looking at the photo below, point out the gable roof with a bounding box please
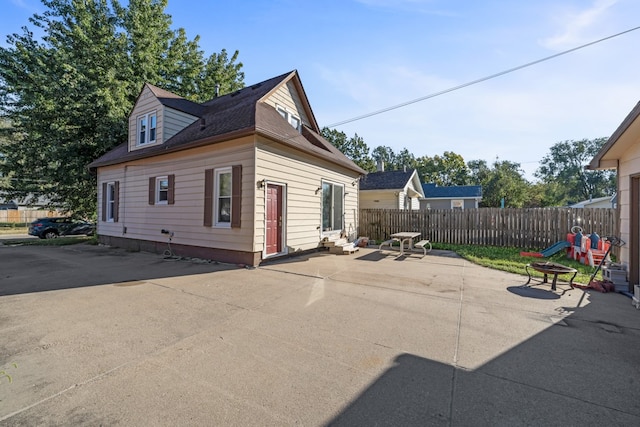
[359,170,416,191]
[89,71,365,175]
[588,100,640,170]
[146,83,205,117]
[422,183,482,198]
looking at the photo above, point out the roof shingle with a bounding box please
[89,71,365,175]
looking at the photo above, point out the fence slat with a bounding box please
[359,208,618,250]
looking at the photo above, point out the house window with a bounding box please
[138,111,157,145]
[215,168,232,226]
[204,166,242,228]
[102,181,119,223]
[156,177,169,204]
[322,181,344,232]
[148,175,174,205]
[276,105,301,131]
[452,199,464,210]
[106,182,116,222]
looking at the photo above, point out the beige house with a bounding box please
[588,100,640,291]
[359,169,424,210]
[568,195,616,209]
[89,71,365,266]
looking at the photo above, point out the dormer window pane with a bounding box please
[276,105,301,132]
[137,111,157,146]
[149,114,156,143]
[139,117,147,145]
[289,115,300,131]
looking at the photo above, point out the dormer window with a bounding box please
[276,105,301,132]
[138,112,157,145]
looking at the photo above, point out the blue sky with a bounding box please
[2,0,640,179]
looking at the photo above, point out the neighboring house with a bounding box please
[420,183,482,210]
[359,169,425,210]
[89,71,365,266]
[587,100,640,291]
[569,195,616,209]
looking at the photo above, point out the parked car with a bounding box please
[0,201,18,210]
[28,217,95,239]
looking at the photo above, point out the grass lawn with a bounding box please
[432,243,603,286]
[0,226,28,234]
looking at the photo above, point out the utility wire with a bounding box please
[327,25,640,128]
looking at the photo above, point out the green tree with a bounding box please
[371,146,397,171]
[469,160,529,207]
[395,148,416,171]
[535,138,616,205]
[321,127,376,172]
[417,151,470,186]
[0,0,244,217]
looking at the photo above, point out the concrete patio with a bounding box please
[0,243,638,425]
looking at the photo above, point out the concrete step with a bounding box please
[323,238,347,247]
[329,243,359,255]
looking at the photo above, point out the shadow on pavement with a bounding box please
[0,244,238,297]
[328,291,640,426]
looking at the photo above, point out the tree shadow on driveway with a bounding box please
[0,244,238,297]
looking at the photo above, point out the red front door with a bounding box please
[266,184,282,255]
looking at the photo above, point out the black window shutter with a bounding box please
[204,169,213,227]
[168,174,175,205]
[148,177,155,205]
[102,182,107,222]
[114,181,120,222]
[231,165,242,228]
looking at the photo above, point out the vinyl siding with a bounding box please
[615,141,640,267]
[163,108,198,141]
[419,198,479,210]
[129,86,164,151]
[263,81,311,127]
[97,137,256,252]
[360,191,399,210]
[255,138,360,253]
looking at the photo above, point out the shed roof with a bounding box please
[359,170,416,190]
[422,183,482,198]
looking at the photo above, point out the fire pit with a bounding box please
[525,261,577,291]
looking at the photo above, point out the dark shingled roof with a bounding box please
[359,170,416,190]
[147,84,205,117]
[422,183,482,198]
[89,71,365,175]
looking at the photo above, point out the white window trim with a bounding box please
[156,176,168,205]
[276,104,301,132]
[451,199,464,210]
[214,167,232,228]
[106,182,116,222]
[137,111,157,146]
[321,180,345,234]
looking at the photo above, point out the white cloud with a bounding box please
[541,0,619,49]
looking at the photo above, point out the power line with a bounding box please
[327,25,640,128]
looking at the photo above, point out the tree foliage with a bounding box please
[0,0,244,217]
[480,160,529,207]
[535,138,616,205]
[416,151,470,186]
[321,127,376,172]
[315,130,614,209]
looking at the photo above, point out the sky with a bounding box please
[2,0,640,180]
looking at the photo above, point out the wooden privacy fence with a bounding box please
[0,209,63,224]
[359,208,618,249]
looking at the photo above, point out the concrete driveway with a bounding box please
[1,243,639,426]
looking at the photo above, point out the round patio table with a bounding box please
[525,261,577,291]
